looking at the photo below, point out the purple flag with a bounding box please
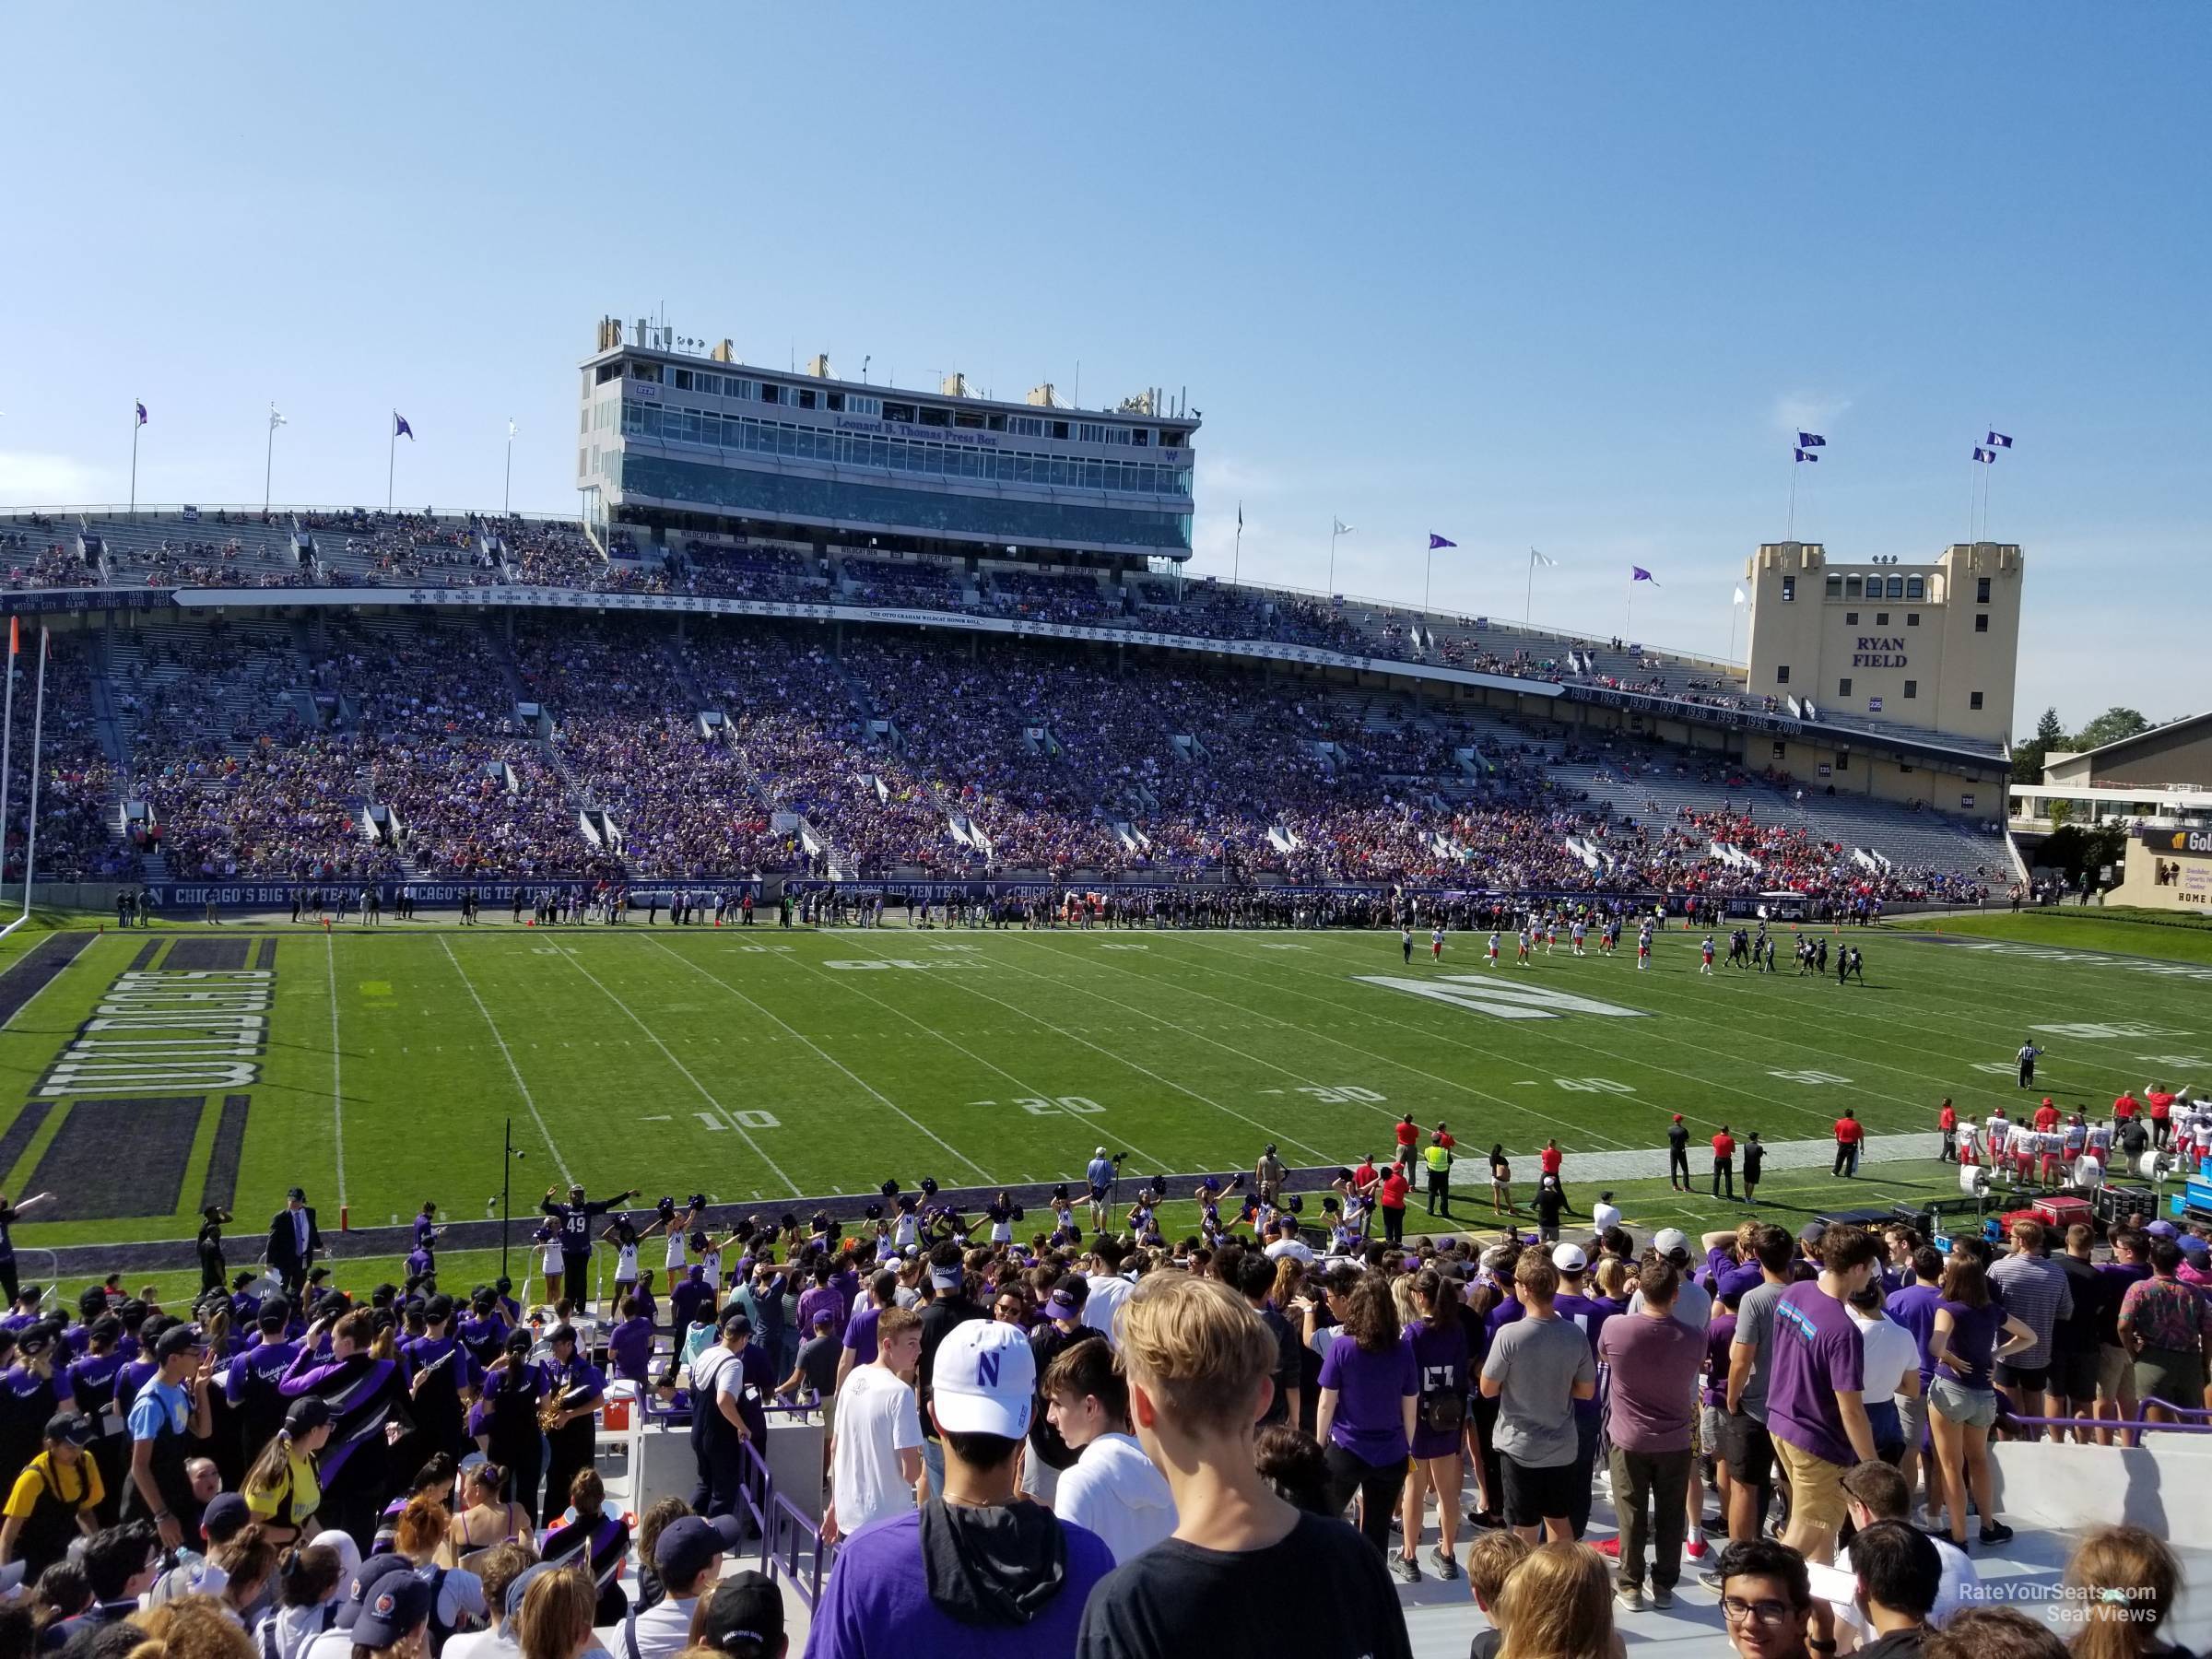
[1796,432,1826,447]
[1794,448,1818,463]
[1972,447,1994,463]
[135,400,147,427]
[1428,533,1456,550]
[1631,566,1657,584]
[394,412,415,441]
[1985,431,2013,448]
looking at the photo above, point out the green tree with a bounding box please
[2070,706,2152,753]
[2037,822,2125,889]
[2012,705,2067,782]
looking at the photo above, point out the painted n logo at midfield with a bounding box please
[1354,974,1649,1021]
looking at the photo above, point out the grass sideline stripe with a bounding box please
[0,1102,52,1190]
[31,1098,205,1222]
[199,1094,252,1216]
[0,932,94,1030]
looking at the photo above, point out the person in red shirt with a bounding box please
[2146,1083,2178,1149]
[1536,1137,1571,1213]
[2113,1089,2140,1123]
[1394,1113,1419,1160]
[1832,1108,1865,1176]
[1376,1161,1410,1245]
[1937,1098,1959,1162]
[2032,1097,2060,1134]
[1711,1125,1736,1199]
[1432,1122,1455,1152]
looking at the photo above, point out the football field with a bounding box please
[3,912,2208,1297]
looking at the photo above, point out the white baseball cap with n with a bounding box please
[1550,1242,1587,1272]
[931,1320,1035,1438]
[1653,1228,1691,1259]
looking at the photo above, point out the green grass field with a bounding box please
[3,912,2206,1304]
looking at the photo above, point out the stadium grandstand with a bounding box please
[0,318,2020,912]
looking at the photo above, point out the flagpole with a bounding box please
[264,407,276,517]
[18,629,47,927]
[0,620,16,935]
[1424,543,1433,615]
[1328,520,1338,594]
[1788,457,1798,542]
[129,407,140,522]
[1232,503,1241,587]
[504,421,515,517]
[1727,597,1739,665]
[1525,549,1536,626]
[387,417,396,514]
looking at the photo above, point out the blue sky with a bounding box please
[4,4,2203,733]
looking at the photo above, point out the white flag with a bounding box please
[1733,584,1747,605]
[268,404,288,429]
[1333,518,1354,536]
[1531,547,1557,568]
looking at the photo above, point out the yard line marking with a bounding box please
[1159,933,1838,1134]
[552,945,803,1196]
[325,933,347,1206]
[437,935,575,1188]
[1003,934,1637,1150]
[634,936,992,1185]
[830,935,1336,1165]
[749,943,1178,1176]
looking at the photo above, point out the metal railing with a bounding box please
[2001,1399,2212,1436]
[736,1436,831,1609]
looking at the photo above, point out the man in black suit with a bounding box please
[266,1186,324,1298]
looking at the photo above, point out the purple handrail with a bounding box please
[765,1491,829,1609]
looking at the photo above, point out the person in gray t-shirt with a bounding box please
[1482,1294,1596,1467]
[1731,1278,1789,1423]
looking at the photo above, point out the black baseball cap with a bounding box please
[43,1413,93,1447]
[202,1492,253,1542]
[697,1571,784,1656]
[286,1395,334,1434]
[155,1324,206,1361]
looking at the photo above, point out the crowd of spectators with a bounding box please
[0,601,2003,899]
[0,529,97,593]
[515,618,798,877]
[0,638,131,881]
[838,557,962,611]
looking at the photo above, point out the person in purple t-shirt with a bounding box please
[1882,1245,1947,1509]
[1550,1242,1611,1542]
[1598,1257,1707,1609]
[1398,1267,1471,1584]
[837,1270,900,1394]
[1762,1222,1879,1572]
[1924,1252,2035,1552]
[2094,1230,2154,1441]
[606,1296,656,1387]
[1315,1272,1418,1560]
[795,1261,848,1349]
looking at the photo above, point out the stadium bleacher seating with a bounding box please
[0,509,2007,900]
